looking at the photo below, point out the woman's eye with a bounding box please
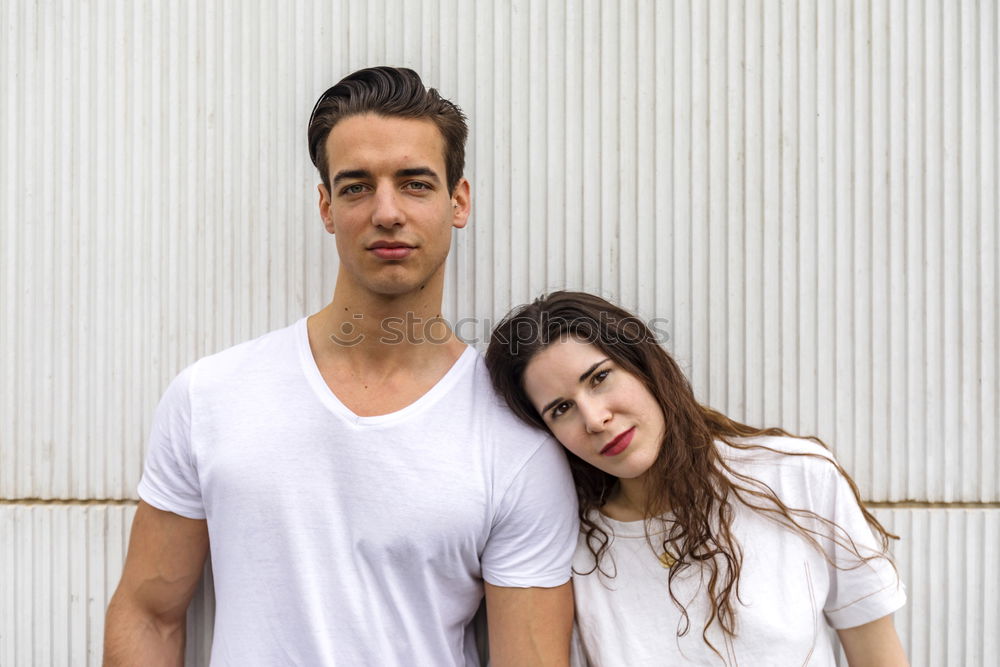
[593,369,611,385]
[551,401,572,419]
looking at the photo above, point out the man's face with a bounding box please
[318,114,470,300]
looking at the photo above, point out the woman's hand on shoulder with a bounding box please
[837,614,909,667]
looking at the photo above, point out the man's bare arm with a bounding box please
[103,501,209,667]
[484,581,574,667]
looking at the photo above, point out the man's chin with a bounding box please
[364,276,433,299]
[367,266,447,297]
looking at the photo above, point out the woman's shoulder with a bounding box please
[717,434,846,506]
[719,433,837,467]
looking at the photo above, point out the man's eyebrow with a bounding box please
[332,169,371,185]
[332,167,442,186]
[397,167,441,183]
[539,359,610,416]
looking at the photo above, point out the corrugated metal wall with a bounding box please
[1,1,996,664]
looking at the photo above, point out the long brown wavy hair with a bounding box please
[484,291,897,654]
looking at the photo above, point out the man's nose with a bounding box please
[371,187,404,228]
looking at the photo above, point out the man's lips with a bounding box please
[600,427,635,456]
[368,242,414,260]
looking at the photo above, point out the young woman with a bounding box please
[485,291,907,666]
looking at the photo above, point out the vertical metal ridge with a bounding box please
[723,0,743,415]
[690,0,709,395]
[580,0,598,297]
[886,0,907,501]
[924,0,945,500]
[509,0,528,305]
[669,0,691,377]
[941,0,961,502]
[865,0,883,497]
[958,0,984,501]
[562,0,583,292]
[544,0,565,295]
[653,0,674,363]
[981,0,1000,500]
[760,0,780,427]
[634,0,655,318]
[617,0,637,310]
[798,0,816,436]
[743,0,763,426]
[859,0,876,495]
[0,0,18,497]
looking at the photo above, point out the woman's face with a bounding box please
[522,338,666,481]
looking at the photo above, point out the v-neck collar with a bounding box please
[295,317,476,427]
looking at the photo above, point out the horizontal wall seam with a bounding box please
[2,499,999,509]
[865,501,1000,509]
[0,498,139,505]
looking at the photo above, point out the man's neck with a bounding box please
[308,282,465,381]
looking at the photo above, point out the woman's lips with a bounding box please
[600,427,635,456]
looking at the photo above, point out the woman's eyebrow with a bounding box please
[540,358,611,415]
[579,359,610,382]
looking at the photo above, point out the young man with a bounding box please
[104,67,578,666]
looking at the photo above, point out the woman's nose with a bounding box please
[581,400,611,434]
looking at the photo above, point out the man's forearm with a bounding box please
[103,596,187,667]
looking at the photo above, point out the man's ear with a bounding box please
[450,178,471,229]
[318,183,335,234]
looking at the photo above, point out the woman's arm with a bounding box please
[837,614,908,667]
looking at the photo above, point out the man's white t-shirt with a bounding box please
[571,436,906,666]
[138,319,578,666]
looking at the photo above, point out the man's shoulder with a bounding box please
[459,353,562,475]
[465,352,549,436]
[186,319,302,387]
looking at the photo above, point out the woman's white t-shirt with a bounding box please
[571,436,906,666]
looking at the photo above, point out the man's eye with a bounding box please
[405,181,431,191]
[341,184,366,195]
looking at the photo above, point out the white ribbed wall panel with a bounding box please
[873,508,1000,667]
[1,1,997,665]
[0,505,215,666]
[2,0,997,505]
[0,506,131,666]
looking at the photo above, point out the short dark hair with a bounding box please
[307,66,468,194]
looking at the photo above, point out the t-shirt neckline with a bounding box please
[591,509,673,539]
[294,317,476,427]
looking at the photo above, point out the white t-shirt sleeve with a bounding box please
[137,365,206,519]
[481,436,579,588]
[818,458,906,629]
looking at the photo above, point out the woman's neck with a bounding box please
[600,476,665,522]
